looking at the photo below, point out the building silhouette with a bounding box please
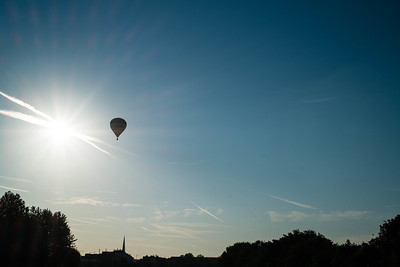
[81,236,135,267]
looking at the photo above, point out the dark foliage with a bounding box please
[369,214,400,266]
[219,230,334,267]
[131,214,400,267]
[218,215,400,267]
[0,191,79,267]
[3,190,397,267]
[135,254,218,267]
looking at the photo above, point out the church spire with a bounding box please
[122,235,125,253]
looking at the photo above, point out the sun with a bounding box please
[47,120,74,145]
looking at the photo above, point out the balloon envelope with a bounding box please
[110,118,127,140]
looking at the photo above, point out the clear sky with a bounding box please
[1,0,399,258]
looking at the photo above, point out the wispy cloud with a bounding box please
[70,218,97,225]
[168,222,224,228]
[0,91,112,156]
[0,91,52,120]
[132,241,180,251]
[0,110,50,127]
[317,210,370,221]
[71,189,117,194]
[268,194,316,210]
[70,228,95,234]
[141,226,168,238]
[152,209,179,221]
[127,217,147,223]
[183,208,197,217]
[0,175,34,183]
[267,211,308,222]
[191,201,224,223]
[53,197,140,207]
[151,224,195,239]
[267,210,370,222]
[0,184,28,192]
[106,216,122,222]
[71,216,122,225]
[141,223,208,243]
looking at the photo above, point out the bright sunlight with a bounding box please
[47,120,74,146]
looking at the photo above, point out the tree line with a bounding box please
[136,215,400,267]
[0,191,80,266]
[1,191,399,266]
[218,221,400,267]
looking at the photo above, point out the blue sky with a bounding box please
[1,0,399,257]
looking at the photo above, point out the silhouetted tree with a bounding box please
[330,239,361,267]
[64,247,82,266]
[220,242,259,267]
[137,255,167,267]
[0,191,28,218]
[133,214,400,267]
[0,191,31,265]
[220,230,336,267]
[0,191,79,266]
[370,214,400,266]
[274,230,334,266]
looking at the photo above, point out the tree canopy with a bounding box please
[218,215,400,267]
[3,190,397,267]
[132,214,400,267]
[0,191,79,266]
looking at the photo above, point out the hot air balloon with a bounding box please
[110,118,127,140]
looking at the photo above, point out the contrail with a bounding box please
[69,132,113,156]
[0,110,50,128]
[0,110,112,156]
[268,194,316,210]
[70,218,97,225]
[0,175,34,183]
[0,91,112,156]
[0,91,52,120]
[191,201,224,223]
[151,223,195,239]
[0,184,28,193]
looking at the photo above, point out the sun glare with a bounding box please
[48,120,73,145]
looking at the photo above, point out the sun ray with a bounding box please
[0,91,113,156]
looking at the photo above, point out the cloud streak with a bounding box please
[70,218,97,225]
[191,201,224,223]
[71,216,122,226]
[0,110,50,128]
[151,224,195,239]
[268,194,316,210]
[0,175,34,183]
[318,210,370,221]
[0,91,52,120]
[127,217,147,223]
[53,197,140,207]
[267,210,370,222]
[152,209,179,221]
[0,91,112,156]
[0,184,28,192]
[141,223,209,242]
[267,211,309,222]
